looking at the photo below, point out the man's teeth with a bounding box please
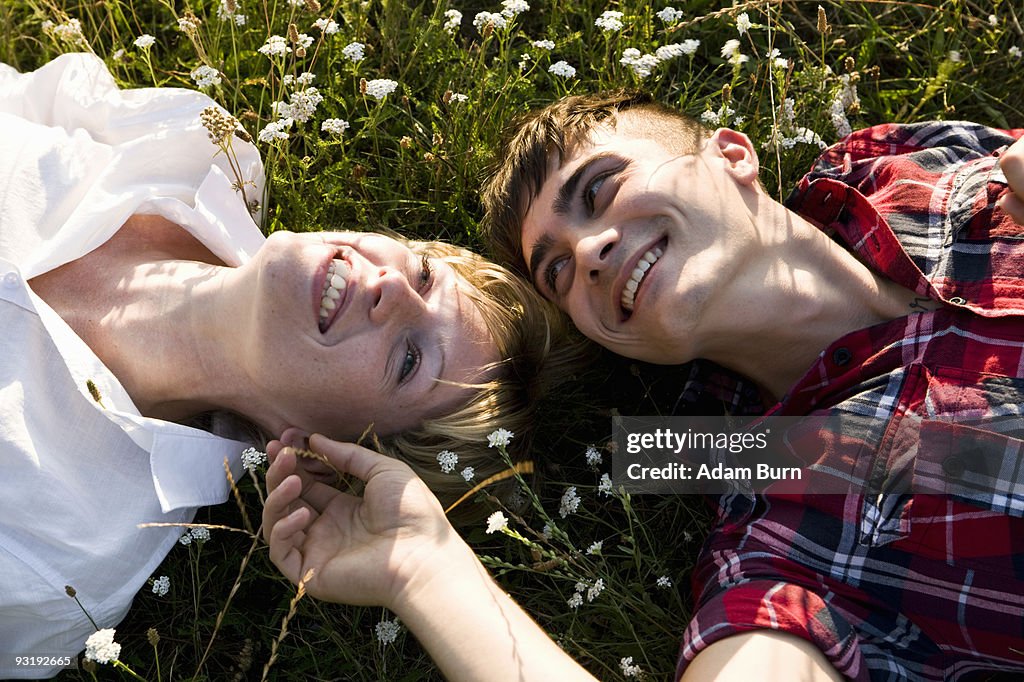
[621,247,663,312]
[319,259,351,324]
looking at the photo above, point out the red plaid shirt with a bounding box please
[678,122,1024,681]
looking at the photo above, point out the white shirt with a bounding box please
[0,54,266,677]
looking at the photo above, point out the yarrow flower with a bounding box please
[586,540,603,555]
[486,511,509,534]
[720,38,749,65]
[216,0,246,26]
[656,575,673,588]
[241,447,267,471]
[84,629,121,664]
[1011,46,1023,59]
[258,118,294,143]
[151,575,170,597]
[190,526,211,542]
[313,17,339,34]
[374,617,401,645]
[448,92,469,103]
[443,9,462,34]
[342,41,366,62]
[656,6,684,23]
[567,592,583,609]
[656,40,699,60]
[258,35,291,57]
[736,12,752,35]
[437,449,458,473]
[364,78,399,100]
[548,60,576,78]
[178,15,201,33]
[620,656,642,678]
[531,39,555,50]
[134,34,156,49]
[585,445,602,466]
[473,11,507,34]
[44,18,86,45]
[598,473,613,497]
[620,48,661,78]
[595,10,624,32]
[191,65,222,89]
[321,118,350,135]
[559,486,581,517]
[460,466,475,481]
[500,0,529,17]
[487,428,514,448]
[200,106,240,144]
[586,578,605,602]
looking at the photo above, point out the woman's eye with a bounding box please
[399,342,420,383]
[545,256,568,295]
[419,255,433,290]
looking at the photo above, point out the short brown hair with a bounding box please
[481,90,709,276]
[379,240,594,526]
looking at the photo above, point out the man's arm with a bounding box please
[681,631,845,682]
[262,435,596,682]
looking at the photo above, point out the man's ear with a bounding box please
[710,128,760,186]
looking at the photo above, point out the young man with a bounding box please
[262,93,1024,682]
[480,91,1024,680]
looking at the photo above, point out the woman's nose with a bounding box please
[368,267,426,324]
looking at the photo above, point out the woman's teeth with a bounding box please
[319,259,351,326]
[621,247,663,312]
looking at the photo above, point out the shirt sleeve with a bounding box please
[677,580,869,682]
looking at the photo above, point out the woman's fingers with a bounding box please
[266,506,311,583]
[998,191,1024,225]
[308,433,409,482]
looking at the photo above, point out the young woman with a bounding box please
[0,53,576,676]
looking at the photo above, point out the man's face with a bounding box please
[519,117,758,363]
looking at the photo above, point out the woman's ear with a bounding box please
[710,127,760,186]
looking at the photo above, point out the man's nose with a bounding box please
[368,267,426,324]
[575,227,618,283]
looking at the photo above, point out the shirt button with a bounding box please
[831,347,853,366]
[948,296,967,305]
[2,272,19,290]
[942,456,966,479]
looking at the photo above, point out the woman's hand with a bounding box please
[999,137,1024,225]
[262,434,460,610]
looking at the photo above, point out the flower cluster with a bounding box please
[500,0,529,17]
[313,17,339,34]
[486,510,509,534]
[595,10,624,32]
[559,486,580,517]
[443,9,463,34]
[531,39,554,50]
[586,540,603,555]
[216,0,247,26]
[487,428,513,448]
[321,118,350,135]
[460,466,475,481]
[151,575,170,597]
[240,446,267,471]
[585,445,602,466]
[179,525,211,545]
[437,449,458,473]
[598,473,613,497]
[134,34,155,49]
[191,65,222,89]
[273,87,324,123]
[364,78,399,100]
[548,60,576,78]
[473,11,507,34]
[656,575,672,589]
[375,617,402,645]
[84,629,121,664]
[342,41,366,62]
[620,48,661,78]
[200,106,240,144]
[656,6,684,23]
[720,38,749,65]
[42,18,86,45]
[736,12,752,35]
[258,35,291,57]
[620,656,642,678]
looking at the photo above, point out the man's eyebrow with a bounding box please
[528,232,555,289]
[552,151,616,215]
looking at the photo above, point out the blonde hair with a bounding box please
[376,240,593,526]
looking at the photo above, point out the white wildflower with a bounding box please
[295,33,314,50]
[774,56,789,69]
[585,445,602,466]
[112,49,125,61]
[217,0,246,25]
[448,92,469,103]
[620,656,642,678]
[656,6,684,23]
[151,575,170,597]
[567,592,583,609]
[519,52,532,70]
[473,11,508,34]
[190,526,211,542]
[721,38,740,58]
[595,10,624,32]
[621,48,661,78]
[988,14,998,27]
[1011,46,1023,59]
[542,522,555,539]
[598,473,613,497]
[134,34,155,49]
[788,126,827,149]
[486,510,509,534]
[736,12,752,35]
[487,428,514,448]
[575,581,587,593]
[342,41,365,62]
[297,72,316,85]
[657,575,672,588]
[258,118,294,142]
[656,40,699,60]
[461,466,475,481]
[501,0,529,17]
[84,629,121,664]
[443,9,463,34]
[178,16,201,33]
[586,540,602,555]
[364,78,398,100]
[190,65,222,89]
[322,118,350,135]
[178,531,193,546]
[313,17,339,35]
[559,486,581,517]
[949,50,961,63]
[586,577,605,602]
[258,35,291,57]
[436,449,459,473]
[531,39,555,50]
[241,447,267,471]
[700,109,721,126]
[829,98,851,138]
[548,60,576,78]
[49,19,86,45]
[374,617,401,645]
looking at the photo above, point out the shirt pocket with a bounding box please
[948,156,1023,242]
[859,365,1024,574]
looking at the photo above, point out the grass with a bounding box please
[4,0,1022,679]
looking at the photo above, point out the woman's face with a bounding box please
[235,231,498,439]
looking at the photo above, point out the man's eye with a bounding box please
[545,256,568,295]
[583,174,608,212]
[399,342,421,383]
